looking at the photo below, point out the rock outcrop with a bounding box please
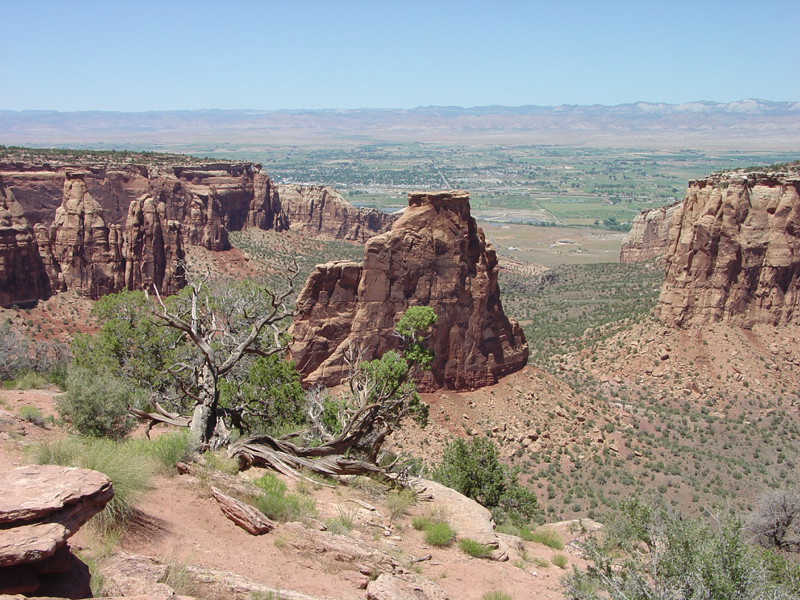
[0,464,113,597]
[278,184,395,243]
[0,176,52,308]
[0,158,395,302]
[289,191,528,391]
[657,169,800,327]
[0,162,285,248]
[123,194,184,296]
[619,201,681,263]
[49,174,125,299]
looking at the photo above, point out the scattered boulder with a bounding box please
[415,479,507,561]
[366,573,450,600]
[0,465,113,598]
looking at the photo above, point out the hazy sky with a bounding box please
[2,0,797,112]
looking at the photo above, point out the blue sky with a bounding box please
[2,0,797,111]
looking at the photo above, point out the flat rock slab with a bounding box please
[0,523,67,567]
[366,574,450,600]
[0,465,113,535]
[415,479,498,548]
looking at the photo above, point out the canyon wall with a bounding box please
[0,176,51,307]
[619,201,681,263]
[657,170,800,327]
[289,190,529,391]
[0,161,284,251]
[0,159,389,306]
[278,184,395,243]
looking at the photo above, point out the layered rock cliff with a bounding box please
[619,201,681,263]
[289,191,529,391]
[0,177,51,308]
[0,155,396,305]
[657,169,800,327]
[0,161,284,251]
[278,184,395,243]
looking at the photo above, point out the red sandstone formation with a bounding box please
[619,201,681,263]
[289,190,528,391]
[49,174,125,299]
[278,184,395,243]
[0,157,397,305]
[0,177,51,308]
[124,194,185,296]
[657,169,800,327]
[0,162,284,249]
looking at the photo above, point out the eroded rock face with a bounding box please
[278,184,395,243]
[657,171,800,327]
[0,177,51,308]
[0,162,285,248]
[619,201,681,263]
[124,194,184,296]
[289,191,528,391]
[49,174,125,299]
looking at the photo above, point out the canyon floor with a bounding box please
[0,387,590,600]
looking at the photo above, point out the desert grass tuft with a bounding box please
[386,489,415,521]
[252,473,317,523]
[481,592,514,600]
[17,405,45,426]
[128,430,192,474]
[525,526,564,550]
[458,537,493,558]
[27,437,153,535]
[551,553,569,569]
[424,521,455,547]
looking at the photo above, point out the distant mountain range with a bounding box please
[1,100,798,149]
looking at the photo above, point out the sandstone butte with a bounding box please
[277,184,395,243]
[657,169,800,327]
[289,190,529,391]
[0,160,394,307]
[619,201,681,263]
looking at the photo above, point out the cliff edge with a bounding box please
[657,168,800,327]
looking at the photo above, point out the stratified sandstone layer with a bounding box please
[289,191,528,391]
[0,176,51,307]
[657,170,800,327]
[49,174,125,298]
[278,184,395,243]
[0,464,113,597]
[619,201,681,263]
[0,162,284,248]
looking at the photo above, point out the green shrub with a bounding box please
[412,515,431,531]
[458,537,493,558]
[563,497,792,600]
[252,473,316,523]
[424,521,455,547]
[57,365,145,440]
[433,436,538,527]
[14,371,48,390]
[526,527,564,550]
[551,553,568,569]
[17,405,44,426]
